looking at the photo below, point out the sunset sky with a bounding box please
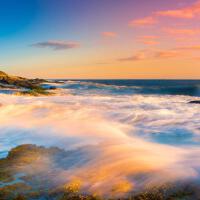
[1,0,200,79]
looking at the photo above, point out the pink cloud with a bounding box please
[137,35,159,46]
[155,50,181,58]
[142,40,159,45]
[129,1,200,30]
[139,35,159,40]
[118,42,200,62]
[129,16,157,27]
[156,10,194,19]
[155,0,200,19]
[118,52,146,61]
[32,40,80,50]
[164,28,200,36]
[102,32,117,38]
[118,48,187,62]
[175,45,200,51]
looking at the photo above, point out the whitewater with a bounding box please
[1,80,200,195]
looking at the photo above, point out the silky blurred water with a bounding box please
[1,80,200,194]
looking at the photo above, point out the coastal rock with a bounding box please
[0,71,46,89]
[0,71,52,96]
[188,100,200,104]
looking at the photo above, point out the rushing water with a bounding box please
[1,80,200,194]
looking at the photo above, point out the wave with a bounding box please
[42,80,200,97]
[1,87,200,195]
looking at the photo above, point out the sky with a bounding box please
[0,0,200,79]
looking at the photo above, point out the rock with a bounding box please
[0,71,53,96]
[0,144,198,200]
[188,100,200,104]
[0,71,8,77]
[0,71,46,89]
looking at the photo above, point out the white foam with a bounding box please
[0,91,200,195]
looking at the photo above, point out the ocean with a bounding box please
[1,79,200,194]
[52,79,200,96]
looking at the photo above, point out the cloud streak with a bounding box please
[118,48,186,62]
[102,32,117,38]
[129,17,157,27]
[155,0,200,19]
[155,50,180,58]
[164,28,200,36]
[32,40,80,50]
[130,1,200,30]
[118,52,146,62]
[137,35,159,46]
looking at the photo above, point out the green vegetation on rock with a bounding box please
[0,71,53,96]
[17,87,51,96]
[0,71,44,89]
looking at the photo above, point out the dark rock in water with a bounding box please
[49,86,57,90]
[189,100,200,104]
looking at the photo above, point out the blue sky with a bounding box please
[0,0,199,79]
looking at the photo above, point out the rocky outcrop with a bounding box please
[0,71,53,95]
[0,71,46,89]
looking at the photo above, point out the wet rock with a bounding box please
[0,71,46,90]
[188,100,200,104]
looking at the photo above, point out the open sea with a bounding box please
[54,79,200,96]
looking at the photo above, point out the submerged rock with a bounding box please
[188,100,200,104]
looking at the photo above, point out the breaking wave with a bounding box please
[1,80,200,196]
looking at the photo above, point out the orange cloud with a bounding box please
[142,40,159,45]
[139,36,159,39]
[137,35,159,46]
[155,50,181,58]
[118,52,146,62]
[118,48,186,62]
[175,45,200,51]
[129,16,157,27]
[155,0,200,19]
[102,32,117,38]
[164,28,200,36]
[129,1,200,30]
[156,9,194,19]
